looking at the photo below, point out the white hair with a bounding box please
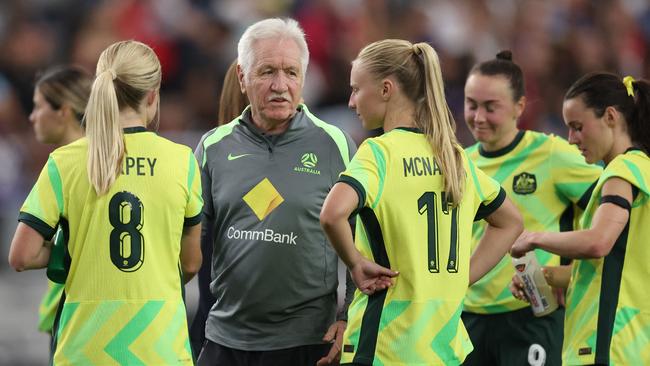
[237,18,309,85]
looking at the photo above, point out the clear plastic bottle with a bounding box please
[512,251,558,317]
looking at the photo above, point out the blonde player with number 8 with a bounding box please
[9,40,202,365]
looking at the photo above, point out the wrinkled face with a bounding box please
[29,87,65,144]
[563,97,612,164]
[464,73,523,149]
[348,60,385,130]
[240,37,303,128]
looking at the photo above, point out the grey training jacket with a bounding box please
[195,105,356,350]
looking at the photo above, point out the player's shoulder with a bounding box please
[527,130,569,149]
[150,134,193,155]
[48,137,88,172]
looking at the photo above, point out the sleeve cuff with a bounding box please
[18,212,57,240]
[184,212,202,227]
[474,187,506,221]
[337,175,366,216]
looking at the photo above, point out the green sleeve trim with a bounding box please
[466,152,486,201]
[338,175,366,215]
[184,212,202,227]
[187,151,196,204]
[367,140,386,209]
[301,104,351,165]
[18,212,57,240]
[201,110,247,167]
[47,157,64,215]
[474,188,506,221]
[623,159,649,196]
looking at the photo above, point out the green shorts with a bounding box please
[462,307,564,366]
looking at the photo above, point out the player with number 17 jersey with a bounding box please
[18,127,202,365]
[338,128,506,365]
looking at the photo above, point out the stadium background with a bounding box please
[0,0,648,364]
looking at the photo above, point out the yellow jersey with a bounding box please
[19,127,202,365]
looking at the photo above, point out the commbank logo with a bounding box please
[236,178,298,245]
[294,152,320,175]
[243,178,284,220]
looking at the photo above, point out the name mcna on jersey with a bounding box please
[227,226,298,245]
[403,156,442,177]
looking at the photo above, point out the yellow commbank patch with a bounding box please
[243,178,284,220]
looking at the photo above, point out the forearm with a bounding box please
[338,269,355,321]
[322,217,362,270]
[180,224,202,284]
[469,224,519,285]
[321,183,364,270]
[14,242,51,271]
[9,223,51,271]
[338,218,356,320]
[531,177,632,259]
[530,230,605,259]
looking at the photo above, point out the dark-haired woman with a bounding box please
[461,51,601,365]
[511,74,650,365]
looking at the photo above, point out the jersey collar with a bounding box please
[239,106,309,145]
[625,146,642,154]
[394,127,422,133]
[479,130,525,158]
[123,126,148,134]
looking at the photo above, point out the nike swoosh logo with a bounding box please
[227,153,251,161]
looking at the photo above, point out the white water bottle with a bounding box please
[512,252,558,317]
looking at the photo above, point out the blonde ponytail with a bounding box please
[357,40,465,206]
[415,43,465,207]
[86,68,124,195]
[85,40,161,195]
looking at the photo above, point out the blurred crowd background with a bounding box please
[0,0,649,363]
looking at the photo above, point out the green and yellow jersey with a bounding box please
[19,127,202,365]
[38,279,63,333]
[339,127,505,365]
[563,149,650,365]
[38,226,66,333]
[464,130,601,314]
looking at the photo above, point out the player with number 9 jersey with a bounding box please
[10,40,202,365]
